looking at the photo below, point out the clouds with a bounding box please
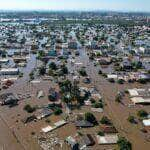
[0,0,149,12]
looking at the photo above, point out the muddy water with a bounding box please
[0,46,150,150]
[0,116,23,150]
[76,48,150,150]
[0,54,37,150]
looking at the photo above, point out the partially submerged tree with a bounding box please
[100,116,112,125]
[24,104,36,113]
[137,110,148,118]
[117,137,132,150]
[85,112,97,125]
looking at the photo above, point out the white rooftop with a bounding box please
[143,119,150,127]
[107,74,118,79]
[131,97,150,104]
[0,68,19,72]
[54,120,66,127]
[128,89,139,97]
[97,134,118,144]
[42,126,54,133]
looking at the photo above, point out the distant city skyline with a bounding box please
[0,0,149,12]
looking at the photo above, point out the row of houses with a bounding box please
[128,88,150,104]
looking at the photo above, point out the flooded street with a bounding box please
[0,11,150,150]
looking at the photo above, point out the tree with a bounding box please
[117,137,132,150]
[61,65,68,75]
[100,116,112,125]
[62,94,72,105]
[128,79,135,83]
[137,79,147,84]
[85,112,97,125]
[48,93,57,101]
[29,71,34,80]
[20,36,26,45]
[48,69,54,76]
[54,108,62,115]
[79,68,87,76]
[117,79,125,84]
[24,104,36,113]
[98,131,104,136]
[115,94,122,103]
[37,51,45,59]
[137,110,148,118]
[127,115,136,124]
[49,62,57,70]
[108,78,115,83]
[92,102,103,108]
[98,70,103,75]
[39,66,46,76]
[59,80,72,93]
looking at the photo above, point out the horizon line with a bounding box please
[0,9,150,13]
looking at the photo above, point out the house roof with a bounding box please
[99,125,118,134]
[107,74,118,79]
[42,126,54,133]
[36,108,52,120]
[66,136,79,148]
[54,120,67,127]
[143,119,150,126]
[91,108,103,113]
[22,115,36,124]
[97,134,118,144]
[128,89,139,97]
[75,120,94,128]
[80,134,95,146]
[131,97,150,104]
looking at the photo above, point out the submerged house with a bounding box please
[0,68,19,75]
[75,120,94,128]
[48,49,57,57]
[65,136,79,150]
[0,93,19,106]
[36,108,52,120]
[97,134,119,145]
[121,58,132,70]
[79,134,95,149]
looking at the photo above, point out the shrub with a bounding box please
[31,131,35,135]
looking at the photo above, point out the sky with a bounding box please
[0,0,149,12]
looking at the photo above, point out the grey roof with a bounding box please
[80,134,95,146]
[75,120,94,128]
